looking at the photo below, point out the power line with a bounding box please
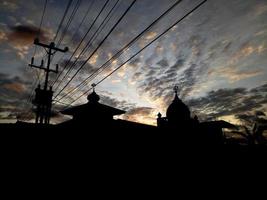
[53,0,73,42]
[52,0,120,93]
[48,0,82,70]
[51,0,110,89]
[71,0,96,44]
[52,0,96,70]
[56,0,183,102]
[39,0,73,64]
[33,0,48,57]
[53,0,119,90]
[56,0,82,47]
[53,0,137,100]
[65,0,208,106]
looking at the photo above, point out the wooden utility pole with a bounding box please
[29,38,68,124]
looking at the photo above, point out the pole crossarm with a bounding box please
[34,38,69,52]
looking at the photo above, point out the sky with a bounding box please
[0,0,267,126]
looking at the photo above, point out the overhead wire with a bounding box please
[51,0,110,88]
[48,0,83,76]
[64,0,208,106]
[56,0,183,102]
[52,0,96,70]
[52,0,120,92]
[53,0,137,100]
[53,0,73,42]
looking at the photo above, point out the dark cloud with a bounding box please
[0,73,31,98]
[59,59,96,73]
[8,25,50,44]
[129,58,141,68]
[157,59,169,68]
[186,84,267,121]
[122,107,155,123]
[126,107,154,115]
[0,73,32,120]
[256,111,266,116]
[52,59,98,83]
[165,59,185,75]
[100,95,135,111]
[235,113,267,126]
[93,94,156,125]
[134,32,209,104]
[235,114,256,124]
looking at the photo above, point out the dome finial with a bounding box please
[166,85,191,123]
[174,85,179,95]
[173,85,180,102]
[87,83,100,103]
[91,83,96,92]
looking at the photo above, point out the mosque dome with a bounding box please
[166,87,191,123]
[87,90,100,103]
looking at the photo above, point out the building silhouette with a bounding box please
[55,86,238,145]
[156,86,237,144]
[58,88,155,130]
[157,86,199,130]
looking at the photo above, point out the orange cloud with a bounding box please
[3,83,27,93]
[122,107,157,125]
[7,25,53,59]
[111,79,121,84]
[209,66,263,83]
[0,30,7,42]
[229,44,266,65]
[88,54,99,65]
[254,3,267,16]
[145,32,157,40]
[1,1,18,11]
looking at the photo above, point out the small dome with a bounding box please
[87,90,100,103]
[166,93,190,123]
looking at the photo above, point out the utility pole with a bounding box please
[29,38,68,125]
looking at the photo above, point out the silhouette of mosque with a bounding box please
[58,88,155,130]
[58,86,237,144]
[157,86,199,129]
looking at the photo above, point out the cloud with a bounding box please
[8,25,49,44]
[156,59,169,68]
[0,30,7,42]
[164,59,184,75]
[209,66,263,83]
[111,79,121,84]
[235,112,267,127]
[6,25,52,59]
[2,82,27,93]
[253,3,267,16]
[1,1,18,11]
[60,59,96,73]
[0,73,32,121]
[122,107,156,125]
[228,42,266,65]
[186,84,267,122]
[145,32,157,40]
[99,94,135,111]
[88,54,99,65]
[55,58,98,84]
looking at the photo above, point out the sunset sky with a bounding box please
[0,0,267,126]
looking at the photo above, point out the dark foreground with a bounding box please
[1,123,266,154]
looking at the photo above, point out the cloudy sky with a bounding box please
[0,0,266,126]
